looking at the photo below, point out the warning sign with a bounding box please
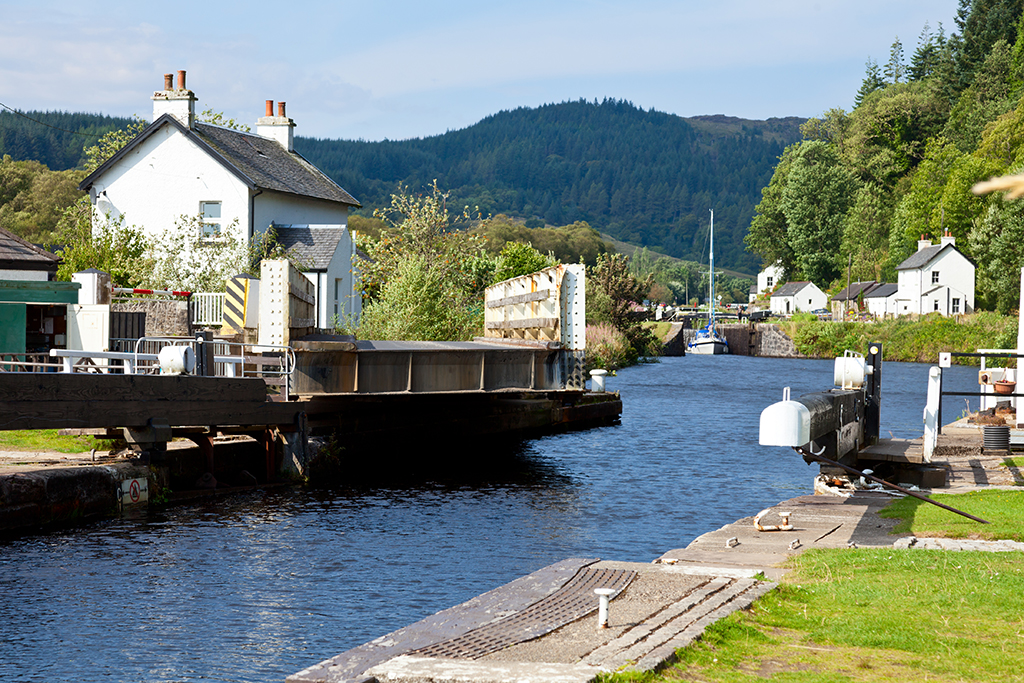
[120,478,149,506]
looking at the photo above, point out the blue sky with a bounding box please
[1,0,960,142]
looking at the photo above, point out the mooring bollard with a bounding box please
[595,588,615,628]
[590,369,608,392]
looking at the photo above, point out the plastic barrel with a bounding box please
[983,425,1010,451]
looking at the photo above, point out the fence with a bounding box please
[190,293,224,327]
[48,336,295,400]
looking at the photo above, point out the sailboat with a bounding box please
[686,209,730,355]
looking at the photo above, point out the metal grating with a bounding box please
[411,566,635,660]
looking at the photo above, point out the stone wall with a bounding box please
[665,323,802,358]
[112,300,190,337]
[755,323,801,358]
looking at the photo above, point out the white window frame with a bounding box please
[952,297,960,314]
[931,270,940,284]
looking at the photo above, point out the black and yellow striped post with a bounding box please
[221,274,255,334]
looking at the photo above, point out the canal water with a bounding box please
[0,356,979,683]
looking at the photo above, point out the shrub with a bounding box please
[586,323,635,370]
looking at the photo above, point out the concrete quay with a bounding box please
[291,425,1018,683]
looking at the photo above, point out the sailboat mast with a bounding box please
[709,209,714,322]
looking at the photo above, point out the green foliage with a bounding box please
[356,182,490,340]
[473,215,611,266]
[0,110,137,171]
[585,323,635,370]
[0,155,84,243]
[969,199,1024,313]
[0,429,112,454]
[781,311,1017,361]
[358,254,482,341]
[49,197,151,288]
[83,116,147,173]
[198,108,251,132]
[491,241,556,283]
[780,140,857,284]
[744,144,798,279]
[589,253,660,359]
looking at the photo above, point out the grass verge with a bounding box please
[0,429,110,454]
[602,492,1024,683]
[878,489,1024,541]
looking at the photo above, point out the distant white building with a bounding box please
[77,70,362,327]
[769,281,827,316]
[893,233,975,316]
[756,263,783,299]
[863,283,898,318]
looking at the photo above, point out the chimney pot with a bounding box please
[278,102,286,117]
[177,70,186,89]
[164,74,173,90]
[266,100,274,117]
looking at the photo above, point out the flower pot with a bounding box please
[994,380,1016,395]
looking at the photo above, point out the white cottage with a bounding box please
[756,263,784,299]
[769,281,827,316]
[77,70,362,327]
[863,283,899,318]
[893,233,974,316]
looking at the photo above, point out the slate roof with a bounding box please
[896,244,949,270]
[80,115,359,208]
[863,283,898,299]
[273,226,346,270]
[771,281,813,297]
[0,226,59,272]
[832,281,878,301]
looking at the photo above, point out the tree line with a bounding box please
[745,0,1024,312]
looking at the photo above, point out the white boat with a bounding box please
[687,209,730,355]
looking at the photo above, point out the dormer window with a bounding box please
[200,201,222,237]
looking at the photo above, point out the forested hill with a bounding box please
[296,101,804,273]
[0,101,802,273]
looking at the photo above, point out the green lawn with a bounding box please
[604,491,1024,683]
[0,429,109,453]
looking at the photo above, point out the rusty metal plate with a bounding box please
[411,566,636,660]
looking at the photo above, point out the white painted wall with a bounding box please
[769,283,827,315]
[89,125,251,241]
[865,293,896,318]
[252,192,349,237]
[756,264,783,297]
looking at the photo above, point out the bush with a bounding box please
[586,323,636,370]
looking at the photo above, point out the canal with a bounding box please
[0,355,980,683]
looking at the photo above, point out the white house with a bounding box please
[893,233,975,316]
[77,70,362,327]
[769,281,827,315]
[863,283,898,318]
[756,263,783,299]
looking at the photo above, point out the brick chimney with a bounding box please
[940,229,956,247]
[917,234,932,252]
[152,70,197,129]
[257,100,295,151]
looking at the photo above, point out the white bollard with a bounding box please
[595,588,615,628]
[590,369,608,392]
[923,366,941,462]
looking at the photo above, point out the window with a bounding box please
[931,270,939,284]
[934,300,939,311]
[952,298,960,314]
[200,201,221,237]
[766,276,773,288]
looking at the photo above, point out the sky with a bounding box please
[1,0,962,142]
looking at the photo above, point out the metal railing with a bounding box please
[47,336,295,399]
[190,293,224,327]
[923,349,1021,460]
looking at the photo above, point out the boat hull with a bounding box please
[687,338,729,355]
